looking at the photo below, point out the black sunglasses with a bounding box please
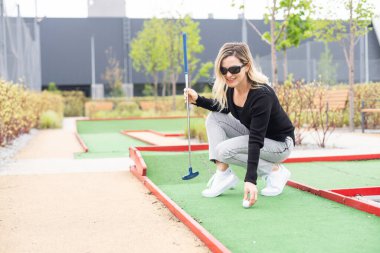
[220,64,246,75]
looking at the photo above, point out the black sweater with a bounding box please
[195,83,295,184]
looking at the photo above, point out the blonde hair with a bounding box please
[212,42,269,110]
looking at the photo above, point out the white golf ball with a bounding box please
[242,200,250,208]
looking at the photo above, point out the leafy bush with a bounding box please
[142,84,154,96]
[184,122,207,143]
[92,109,142,119]
[115,101,140,113]
[195,123,208,142]
[275,82,380,146]
[62,91,86,116]
[0,80,64,146]
[38,110,62,129]
[38,91,64,117]
[354,83,380,129]
[47,82,59,92]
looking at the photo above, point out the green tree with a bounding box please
[317,43,338,85]
[102,47,124,97]
[130,18,169,102]
[275,1,314,81]
[242,0,314,85]
[313,0,374,131]
[131,16,210,110]
[164,18,182,110]
[181,16,213,86]
[191,62,213,86]
[142,84,154,96]
[164,15,210,110]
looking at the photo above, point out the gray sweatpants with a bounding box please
[206,112,294,178]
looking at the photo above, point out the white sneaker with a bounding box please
[202,170,239,198]
[260,165,291,196]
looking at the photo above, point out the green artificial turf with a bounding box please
[285,160,380,189]
[75,118,205,159]
[74,133,147,159]
[76,118,205,134]
[142,151,380,253]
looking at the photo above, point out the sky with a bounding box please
[3,0,380,19]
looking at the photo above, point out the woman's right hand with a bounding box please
[244,182,258,207]
[184,88,198,104]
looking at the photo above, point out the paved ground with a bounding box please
[0,118,210,253]
[291,128,380,157]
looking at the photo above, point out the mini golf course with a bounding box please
[75,118,380,253]
[75,117,204,158]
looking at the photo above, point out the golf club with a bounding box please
[182,32,199,180]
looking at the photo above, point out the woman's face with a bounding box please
[220,56,248,89]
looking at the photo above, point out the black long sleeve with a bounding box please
[194,95,229,114]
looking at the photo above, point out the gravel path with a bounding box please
[0,129,38,168]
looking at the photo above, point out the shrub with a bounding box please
[115,101,140,113]
[92,109,143,119]
[35,91,64,118]
[47,82,59,92]
[38,110,62,129]
[142,84,154,96]
[0,80,64,146]
[354,83,380,129]
[195,123,208,143]
[62,91,86,116]
[184,122,207,143]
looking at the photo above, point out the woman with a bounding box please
[184,42,295,207]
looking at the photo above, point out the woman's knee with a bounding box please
[215,142,233,163]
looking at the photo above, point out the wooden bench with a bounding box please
[138,100,171,111]
[361,99,380,133]
[316,89,349,112]
[309,89,349,126]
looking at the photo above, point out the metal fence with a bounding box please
[0,2,41,91]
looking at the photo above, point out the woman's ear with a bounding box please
[245,63,250,74]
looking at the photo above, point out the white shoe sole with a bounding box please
[260,189,283,196]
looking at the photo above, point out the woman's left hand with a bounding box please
[244,182,258,207]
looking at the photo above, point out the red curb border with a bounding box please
[74,132,88,152]
[134,144,380,161]
[330,186,380,196]
[129,147,231,253]
[76,115,204,122]
[145,129,184,137]
[121,130,186,146]
[287,180,380,216]
[136,144,209,152]
[285,153,380,163]
[74,119,88,153]
[122,130,158,146]
[129,147,147,176]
